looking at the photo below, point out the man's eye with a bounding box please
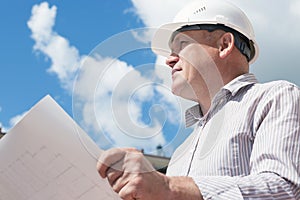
[179,41,189,50]
[170,40,190,54]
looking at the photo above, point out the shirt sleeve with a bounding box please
[193,82,300,199]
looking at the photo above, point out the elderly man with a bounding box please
[97,0,300,199]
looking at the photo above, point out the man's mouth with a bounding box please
[172,68,182,76]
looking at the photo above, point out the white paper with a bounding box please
[0,95,120,200]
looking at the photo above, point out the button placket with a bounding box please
[185,121,207,176]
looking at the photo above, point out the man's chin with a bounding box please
[172,85,197,102]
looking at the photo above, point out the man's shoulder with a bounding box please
[238,79,300,103]
[251,80,300,102]
[255,80,300,91]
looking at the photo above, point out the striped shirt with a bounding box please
[167,73,300,199]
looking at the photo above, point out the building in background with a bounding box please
[144,153,170,174]
[142,145,170,174]
[0,128,5,139]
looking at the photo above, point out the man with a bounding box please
[97,0,300,199]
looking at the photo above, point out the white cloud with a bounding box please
[73,55,172,152]
[0,112,28,133]
[290,0,300,18]
[27,2,81,91]
[129,0,193,44]
[9,111,28,129]
[131,0,189,27]
[0,122,6,133]
[27,2,183,154]
[27,2,56,44]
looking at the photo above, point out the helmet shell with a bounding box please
[151,0,259,64]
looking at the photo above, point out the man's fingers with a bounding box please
[97,148,139,178]
[97,148,125,178]
[106,160,124,186]
[118,181,139,200]
[111,172,131,193]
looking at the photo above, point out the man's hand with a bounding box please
[97,148,202,200]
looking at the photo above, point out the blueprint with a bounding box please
[0,95,120,200]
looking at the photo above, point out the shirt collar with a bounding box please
[185,73,258,127]
[185,104,203,127]
[223,73,258,96]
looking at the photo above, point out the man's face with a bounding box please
[167,30,222,102]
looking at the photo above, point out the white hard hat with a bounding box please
[151,0,259,64]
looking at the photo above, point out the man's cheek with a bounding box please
[179,44,208,66]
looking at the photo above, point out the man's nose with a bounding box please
[166,53,179,68]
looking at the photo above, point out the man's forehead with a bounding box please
[172,32,191,42]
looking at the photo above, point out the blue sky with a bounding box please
[0,0,143,126]
[0,0,139,122]
[1,0,300,156]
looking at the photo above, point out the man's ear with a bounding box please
[218,32,234,59]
